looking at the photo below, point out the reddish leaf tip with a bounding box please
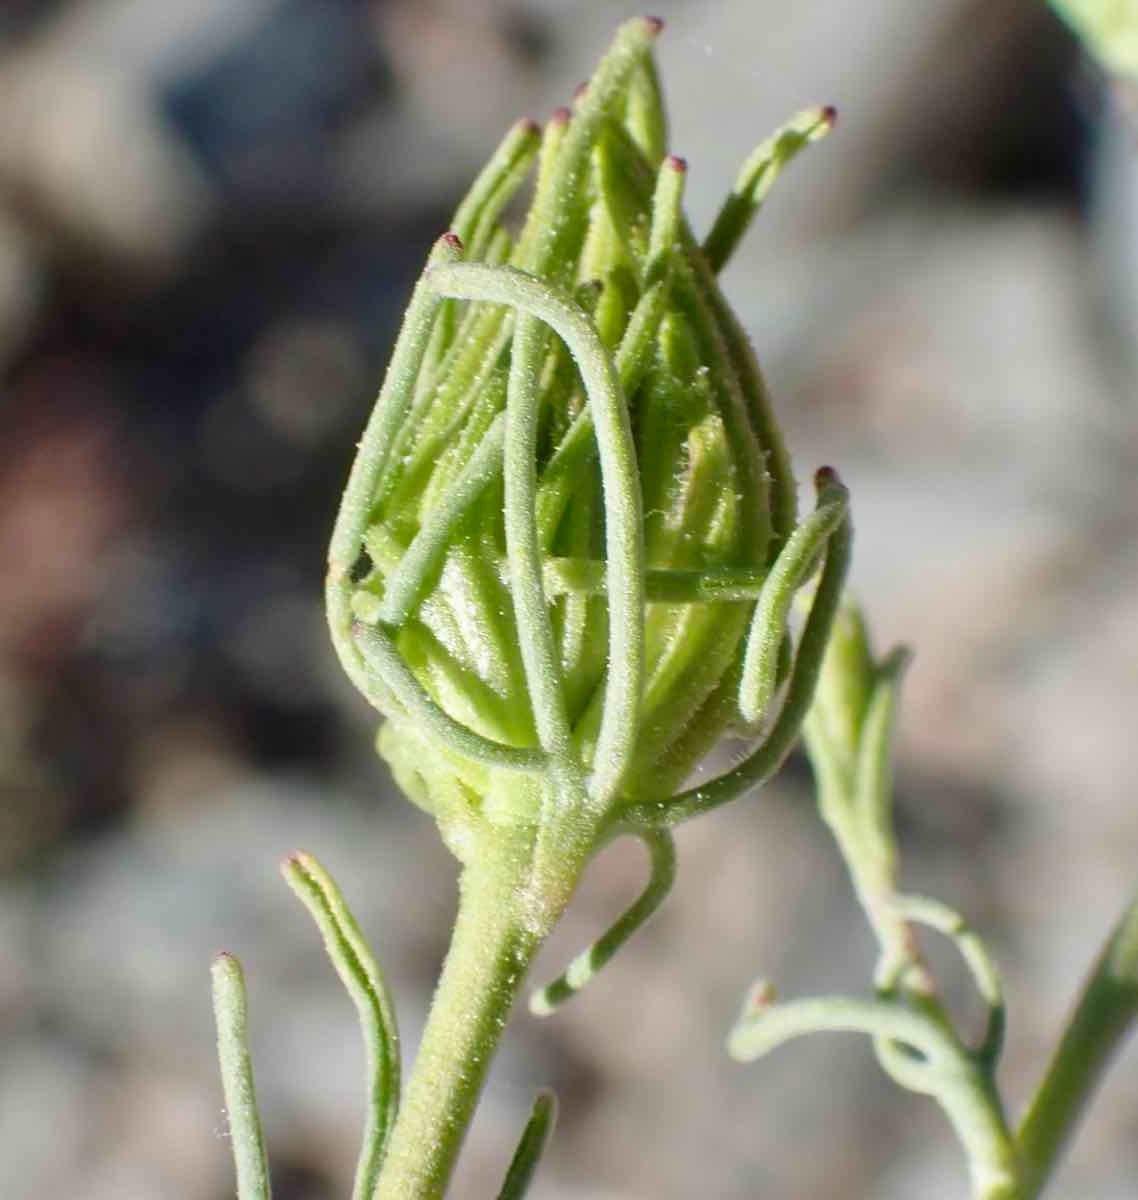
[665,154,687,173]
[518,116,541,135]
[441,231,464,251]
[746,979,776,1014]
[643,15,665,34]
[550,105,572,127]
[814,465,842,488]
[821,104,838,128]
[573,79,589,101]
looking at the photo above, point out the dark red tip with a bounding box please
[643,15,664,34]
[518,117,541,135]
[746,980,774,1014]
[441,232,464,251]
[821,104,838,128]
[665,154,687,173]
[815,465,842,488]
[550,105,572,127]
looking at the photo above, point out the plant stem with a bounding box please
[373,837,550,1200]
[1015,894,1138,1199]
[935,1062,1020,1200]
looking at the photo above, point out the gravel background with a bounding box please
[1,2,1136,1197]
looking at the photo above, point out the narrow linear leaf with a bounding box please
[504,310,580,769]
[1017,892,1138,1198]
[535,270,672,550]
[452,118,542,258]
[621,480,852,827]
[211,953,272,1200]
[352,621,546,772]
[892,893,1006,1069]
[728,988,952,1066]
[852,647,910,837]
[326,232,465,711]
[424,261,645,808]
[728,987,1020,1197]
[647,154,686,276]
[282,853,400,1200]
[702,105,836,274]
[375,412,507,627]
[423,118,541,376]
[541,559,768,603]
[738,473,850,727]
[530,830,677,1015]
[497,1090,559,1200]
[624,54,667,164]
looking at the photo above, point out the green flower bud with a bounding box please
[327,18,849,860]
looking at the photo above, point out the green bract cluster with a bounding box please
[326,18,846,868]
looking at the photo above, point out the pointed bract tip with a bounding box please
[518,116,541,136]
[573,79,589,101]
[665,154,687,173]
[550,105,572,127]
[883,644,914,677]
[745,979,776,1015]
[643,15,665,34]
[821,104,838,128]
[815,465,842,489]
[213,950,237,966]
[441,231,464,251]
[282,850,308,870]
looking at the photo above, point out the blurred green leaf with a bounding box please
[1051,0,1138,79]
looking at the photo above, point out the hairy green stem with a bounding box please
[374,838,551,1200]
[939,1070,1021,1200]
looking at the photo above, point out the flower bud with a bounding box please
[327,19,846,853]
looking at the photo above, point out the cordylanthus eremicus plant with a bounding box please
[322,19,845,1195]
[205,15,1138,1200]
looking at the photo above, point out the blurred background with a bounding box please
[1,1,1136,1197]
